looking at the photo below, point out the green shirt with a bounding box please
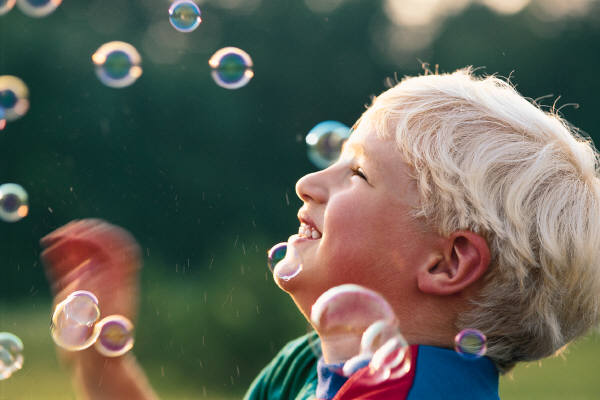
[244,333,320,400]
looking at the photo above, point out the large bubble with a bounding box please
[92,41,143,89]
[0,332,24,380]
[51,290,101,351]
[169,0,202,33]
[208,47,254,90]
[0,0,16,15]
[0,75,30,122]
[306,121,351,169]
[94,315,135,357]
[16,0,62,18]
[310,284,411,384]
[0,183,29,223]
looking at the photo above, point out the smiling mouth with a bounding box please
[298,222,322,240]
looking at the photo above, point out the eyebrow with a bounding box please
[341,141,367,159]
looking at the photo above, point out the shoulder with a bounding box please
[244,332,320,400]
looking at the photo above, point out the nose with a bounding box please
[295,170,328,204]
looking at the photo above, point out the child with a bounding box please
[42,68,600,399]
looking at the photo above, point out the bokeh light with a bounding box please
[92,41,143,89]
[0,183,29,223]
[0,332,24,380]
[208,47,254,90]
[169,0,202,33]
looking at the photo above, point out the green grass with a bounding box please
[1,300,598,399]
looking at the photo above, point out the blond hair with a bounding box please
[361,67,600,372]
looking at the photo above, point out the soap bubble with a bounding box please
[267,242,287,273]
[169,0,201,33]
[454,328,487,359]
[94,315,134,357]
[267,242,302,281]
[51,290,101,351]
[92,41,143,89]
[208,47,254,90]
[16,0,62,18]
[311,284,411,383]
[0,107,5,130]
[0,0,16,15]
[0,332,24,380]
[0,75,30,121]
[306,121,350,169]
[0,183,29,223]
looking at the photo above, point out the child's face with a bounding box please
[279,120,444,322]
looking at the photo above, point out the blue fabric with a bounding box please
[407,345,499,400]
[316,359,348,400]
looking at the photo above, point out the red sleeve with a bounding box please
[332,345,419,400]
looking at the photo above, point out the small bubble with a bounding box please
[267,242,302,281]
[0,332,24,380]
[94,315,135,357]
[454,328,487,359]
[16,0,62,18]
[92,41,143,89]
[0,183,29,223]
[51,290,101,351]
[0,75,30,122]
[0,0,16,16]
[306,121,350,169]
[266,242,286,273]
[208,47,254,90]
[169,0,201,33]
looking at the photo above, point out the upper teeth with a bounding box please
[299,222,321,239]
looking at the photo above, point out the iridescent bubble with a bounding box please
[0,0,16,16]
[311,285,411,383]
[94,315,134,357]
[0,183,29,223]
[0,75,30,121]
[267,242,287,273]
[0,332,24,380]
[0,107,6,131]
[454,328,487,359]
[92,41,143,89]
[208,47,254,90]
[306,121,351,169]
[16,0,62,18]
[169,0,201,33]
[267,242,302,281]
[51,290,101,351]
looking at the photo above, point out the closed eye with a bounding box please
[351,166,368,181]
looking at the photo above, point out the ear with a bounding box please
[417,231,490,296]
